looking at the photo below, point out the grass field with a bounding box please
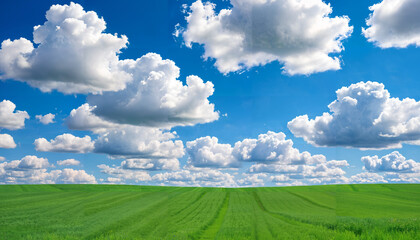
[0,184,419,239]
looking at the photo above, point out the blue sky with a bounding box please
[0,0,419,186]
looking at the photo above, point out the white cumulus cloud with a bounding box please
[178,0,353,75]
[0,100,29,130]
[0,2,131,94]
[57,168,96,184]
[65,103,116,133]
[152,169,236,187]
[236,173,266,187]
[185,131,348,185]
[0,156,95,184]
[87,53,219,128]
[186,136,239,168]
[94,126,184,159]
[362,151,419,173]
[289,81,420,149]
[66,104,187,160]
[36,113,55,125]
[0,134,16,148]
[186,131,327,168]
[34,133,94,153]
[233,131,326,165]
[350,172,387,184]
[57,159,80,166]
[98,164,152,183]
[363,0,420,48]
[121,158,179,171]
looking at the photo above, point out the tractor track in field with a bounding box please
[252,192,299,226]
[197,192,230,240]
[84,191,180,239]
[252,192,366,237]
[283,190,335,211]
[172,191,207,219]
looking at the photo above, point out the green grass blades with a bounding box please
[0,184,419,239]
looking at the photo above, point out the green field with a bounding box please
[0,184,419,239]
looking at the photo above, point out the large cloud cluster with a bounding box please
[0,2,131,94]
[152,169,236,187]
[187,131,331,167]
[34,133,95,153]
[34,128,184,160]
[178,0,353,75]
[0,155,96,184]
[185,131,348,185]
[186,136,238,168]
[0,2,219,128]
[363,0,420,48]
[288,81,420,149]
[362,151,419,173]
[1,2,219,167]
[65,104,117,133]
[121,158,179,171]
[97,164,152,183]
[233,131,326,164]
[88,53,219,128]
[354,151,420,184]
[94,126,184,159]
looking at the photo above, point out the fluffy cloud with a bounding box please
[121,158,179,171]
[178,0,352,75]
[185,131,348,185]
[0,134,16,148]
[346,151,420,184]
[0,155,95,184]
[363,0,420,48]
[66,104,116,132]
[362,151,419,173]
[87,53,219,128]
[94,126,184,159]
[66,104,187,160]
[186,131,327,168]
[57,159,80,166]
[350,172,387,184]
[152,169,236,187]
[349,171,420,184]
[0,2,131,94]
[0,1,221,133]
[98,164,152,183]
[233,131,326,164]
[236,173,266,187]
[96,158,178,185]
[270,175,291,183]
[1,2,219,128]
[239,132,349,184]
[103,177,124,184]
[186,136,239,168]
[289,81,420,149]
[0,100,29,130]
[2,155,50,170]
[36,113,55,125]
[384,172,420,183]
[57,168,96,184]
[250,162,347,179]
[34,133,94,153]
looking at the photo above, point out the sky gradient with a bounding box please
[0,0,419,186]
